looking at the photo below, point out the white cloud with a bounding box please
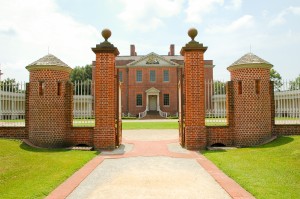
[118,0,184,32]
[185,0,224,24]
[270,6,300,26]
[0,0,99,81]
[205,15,254,33]
[225,0,242,10]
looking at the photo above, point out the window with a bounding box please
[238,81,242,95]
[119,71,123,82]
[150,70,156,82]
[163,70,169,82]
[136,94,142,106]
[39,81,45,96]
[255,79,261,94]
[57,82,62,96]
[136,70,142,82]
[163,94,170,106]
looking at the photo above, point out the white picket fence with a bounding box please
[0,79,299,126]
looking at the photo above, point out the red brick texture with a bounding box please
[0,127,27,139]
[181,43,207,149]
[273,125,300,136]
[119,67,179,115]
[93,50,118,149]
[230,68,272,146]
[66,127,94,146]
[27,69,71,148]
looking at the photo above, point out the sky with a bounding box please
[0,0,299,82]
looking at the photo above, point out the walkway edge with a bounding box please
[46,156,105,199]
[196,155,255,199]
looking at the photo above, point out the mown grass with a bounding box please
[203,136,300,199]
[122,122,178,129]
[0,139,98,199]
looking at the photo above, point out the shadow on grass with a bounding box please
[19,142,100,155]
[201,149,227,155]
[253,136,294,149]
[202,136,295,155]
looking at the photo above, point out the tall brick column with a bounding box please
[92,29,119,149]
[180,28,207,149]
[228,53,273,146]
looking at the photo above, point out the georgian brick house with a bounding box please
[92,44,214,116]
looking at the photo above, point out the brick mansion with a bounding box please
[94,44,214,116]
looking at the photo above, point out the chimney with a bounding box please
[169,44,175,56]
[130,44,136,56]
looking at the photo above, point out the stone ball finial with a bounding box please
[102,29,111,41]
[188,28,198,41]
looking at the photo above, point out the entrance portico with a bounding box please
[145,87,160,111]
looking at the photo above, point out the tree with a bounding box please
[70,65,93,95]
[214,81,226,94]
[0,78,23,92]
[270,69,283,91]
[289,74,300,90]
[70,64,92,83]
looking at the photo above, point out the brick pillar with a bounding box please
[65,81,73,132]
[180,28,207,150]
[226,81,235,128]
[92,29,119,149]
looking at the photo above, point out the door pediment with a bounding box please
[146,87,160,93]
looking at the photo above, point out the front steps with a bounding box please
[141,111,166,120]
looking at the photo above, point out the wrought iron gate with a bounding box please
[178,70,185,147]
[116,69,122,147]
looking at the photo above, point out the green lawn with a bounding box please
[122,122,178,129]
[0,139,98,199]
[203,136,300,199]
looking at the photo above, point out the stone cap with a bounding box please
[26,54,72,73]
[227,53,273,71]
[92,29,119,55]
[180,28,207,55]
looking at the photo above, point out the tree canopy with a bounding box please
[270,69,283,91]
[70,65,93,95]
[70,64,92,83]
[289,74,300,90]
[213,80,226,94]
[0,78,24,92]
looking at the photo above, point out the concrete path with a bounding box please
[47,130,255,199]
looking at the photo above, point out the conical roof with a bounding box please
[227,53,272,71]
[26,54,72,73]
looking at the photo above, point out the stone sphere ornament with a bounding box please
[188,28,198,41]
[102,29,111,41]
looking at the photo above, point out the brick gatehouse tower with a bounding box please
[228,53,273,146]
[26,54,73,147]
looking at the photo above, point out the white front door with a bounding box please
[149,95,157,111]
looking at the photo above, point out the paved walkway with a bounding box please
[46,130,254,199]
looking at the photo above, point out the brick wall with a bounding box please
[0,127,27,139]
[207,126,234,146]
[273,125,300,136]
[66,127,94,146]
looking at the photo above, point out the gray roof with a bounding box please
[28,54,70,68]
[230,53,271,67]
